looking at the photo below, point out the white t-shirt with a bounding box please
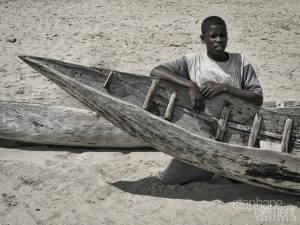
[162,52,263,96]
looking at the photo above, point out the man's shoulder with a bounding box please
[228,52,242,59]
[229,53,251,66]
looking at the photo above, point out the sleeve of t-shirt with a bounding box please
[160,55,190,79]
[241,57,263,97]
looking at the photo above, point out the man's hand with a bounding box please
[150,66,206,112]
[200,82,227,99]
[189,82,205,112]
[200,81,263,105]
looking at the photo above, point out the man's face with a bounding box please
[201,25,228,56]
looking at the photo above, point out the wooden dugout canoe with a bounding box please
[0,100,298,148]
[0,100,299,148]
[0,63,299,148]
[262,101,300,115]
[0,101,146,148]
[20,55,300,195]
[1,66,298,148]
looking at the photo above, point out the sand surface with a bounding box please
[0,0,300,224]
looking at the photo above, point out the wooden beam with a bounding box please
[276,101,285,108]
[215,104,230,141]
[247,114,262,147]
[103,70,114,89]
[164,92,177,120]
[143,79,159,110]
[260,141,281,152]
[281,118,293,153]
[0,101,147,148]
[226,122,282,139]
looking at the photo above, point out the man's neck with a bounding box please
[207,52,229,62]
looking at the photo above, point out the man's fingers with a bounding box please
[189,84,205,112]
[200,85,208,94]
[203,88,214,97]
[191,99,197,112]
[191,98,205,113]
[201,88,209,96]
[207,91,215,99]
[196,97,205,112]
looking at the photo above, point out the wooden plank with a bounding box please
[260,140,282,152]
[215,104,230,141]
[143,79,160,110]
[276,101,285,108]
[164,92,177,120]
[227,122,282,139]
[264,101,300,115]
[247,114,262,147]
[267,107,300,115]
[283,101,300,108]
[0,101,147,148]
[262,101,300,109]
[281,118,293,153]
[103,70,114,89]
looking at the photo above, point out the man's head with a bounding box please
[200,16,228,60]
[201,16,226,35]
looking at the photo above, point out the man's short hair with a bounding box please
[201,16,226,34]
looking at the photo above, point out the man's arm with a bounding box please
[200,82,263,106]
[150,65,205,111]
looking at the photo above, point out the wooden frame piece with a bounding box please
[276,101,285,108]
[103,70,114,89]
[164,92,177,120]
[259,141,282,152]
[142,79,160,110]
[281,118,293,153]
[215,104,230,141]
[247,114,262,147]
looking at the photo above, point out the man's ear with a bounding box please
[200,34,205,44]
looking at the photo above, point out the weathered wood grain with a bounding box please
[143,79,160,110]
[281,118,293,153]
[19,55,300,153]
[98,67,300,116]
[262,101,300,115]
[260,141,282,152]
[268,107,300,115]
[215,104,230,141]
[164,92,177,120]
[0,101,146,148]
[103,70,114,89]
[19,55,300,195]
[262,101,300,108]
[247,114,262,147]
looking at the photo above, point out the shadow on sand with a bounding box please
[110,176,300,206]
[0,138,155,153]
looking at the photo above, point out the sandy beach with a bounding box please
[1,0,300,224]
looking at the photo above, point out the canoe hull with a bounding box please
[19,55,300,196]
[0,101,146,148]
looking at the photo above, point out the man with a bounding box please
[150,16,263,184]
